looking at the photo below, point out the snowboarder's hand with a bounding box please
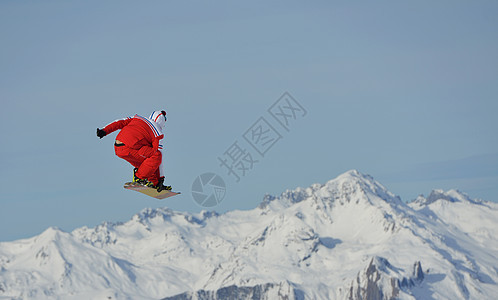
[96,128,106,139]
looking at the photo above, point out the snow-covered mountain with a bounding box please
[1,170,497,300]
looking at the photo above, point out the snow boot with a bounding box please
[133,168,149,185]
[156,177,172,192]
[157,184,172,192]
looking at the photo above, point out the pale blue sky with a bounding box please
[1,1,497,241]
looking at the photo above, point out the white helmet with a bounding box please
[150,110,167,130]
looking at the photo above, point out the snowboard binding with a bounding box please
[133,168,172,192]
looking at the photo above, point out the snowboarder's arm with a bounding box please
[98,117,133,138]
[152,134,164,151]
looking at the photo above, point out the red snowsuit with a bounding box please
[103,115,164,185]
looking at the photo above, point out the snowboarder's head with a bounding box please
[150,110,167,129]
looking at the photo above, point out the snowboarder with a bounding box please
[96,111,172,192]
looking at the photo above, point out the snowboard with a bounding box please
[124,182,181,200]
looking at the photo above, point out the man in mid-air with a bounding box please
[97,110,171,192]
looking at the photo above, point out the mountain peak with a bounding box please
[321,170,402,205]
[261,170,401,210]
[328,170,397,198]
[410,189,482,207]
[34,227,64,244]
[335,169,367,180]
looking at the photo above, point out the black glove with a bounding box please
[96,128,107,139]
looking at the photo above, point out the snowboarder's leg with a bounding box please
[115,143,166,188]
[133,148,162,186]
[114,144,145,169]
[115,144,153,185]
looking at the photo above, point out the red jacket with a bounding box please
[103,115,164,150]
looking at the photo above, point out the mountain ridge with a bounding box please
[1,170,497,299]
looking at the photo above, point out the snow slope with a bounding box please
[1,170,497,299]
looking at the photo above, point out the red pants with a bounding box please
[114,143,162,185]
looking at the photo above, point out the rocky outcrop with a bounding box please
[163,281,302,300]
[346,257,424,300]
